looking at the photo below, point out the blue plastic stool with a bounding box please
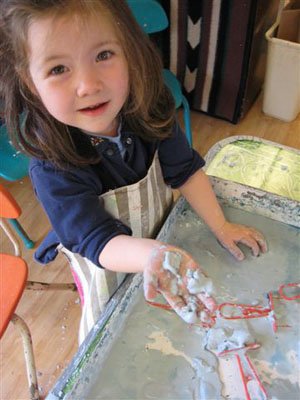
[0,123,34,249]
[127,0,193,147]
[162,70,193,146]
[0,123,29,181]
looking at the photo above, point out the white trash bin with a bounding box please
[263,22,300,122]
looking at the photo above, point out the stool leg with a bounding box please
[11,314,39,400]
[181,96,193,147]
[0,218,20,256]
[9,219,35,249]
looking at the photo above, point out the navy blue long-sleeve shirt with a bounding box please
[30,121,205,267]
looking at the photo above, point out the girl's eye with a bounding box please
[96,50,113,62]
[49,65,67,76]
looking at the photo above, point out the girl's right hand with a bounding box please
[143,244,217,327]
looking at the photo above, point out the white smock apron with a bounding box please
[59,151,173,343]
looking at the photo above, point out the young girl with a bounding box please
[0,0,267,343]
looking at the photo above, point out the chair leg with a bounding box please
[0,218,20,256]
[9,219,35,249]
[181,96,193,147]
[11,314,39,400]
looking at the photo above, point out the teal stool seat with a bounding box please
[162,69,182,108]
[0,122,34,249]
[128,0,168,33]
[163,70,192,146]
[0,124,29,181]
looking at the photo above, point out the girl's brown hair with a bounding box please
[0,0,175,169]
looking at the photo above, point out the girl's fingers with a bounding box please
[252,231,268,253]
[162,292,187,316]
[198,310,216,326]
[239,236,260,257]
[144,281,158,300]
[197,293,218,313]
[217,224,267,259]
[184,257,202,271]
[171,293,215,325]
[243,227,268,255]
[220,234,266,260]
[228,232,266,260]
[222,241,245,261]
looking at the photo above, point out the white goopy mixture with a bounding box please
[162,251,214,324]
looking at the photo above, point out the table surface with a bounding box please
[47,195,300,400]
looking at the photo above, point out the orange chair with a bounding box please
[0,188,39,399]
[0,255,39,400]
[0,184,23,254]
[0,183,34,249]
[0,183,77,290]
[0,184,77,399]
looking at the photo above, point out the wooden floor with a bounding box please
[1,93,299,399]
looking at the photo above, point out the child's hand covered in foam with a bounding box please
[143,245,217,327]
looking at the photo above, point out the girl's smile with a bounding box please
[78,101,110,117]
[27,13,129,137]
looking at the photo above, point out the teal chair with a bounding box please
[0,122,34,249]
[0,123,29,181]
[127,0,193,146]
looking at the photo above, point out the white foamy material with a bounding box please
[162,251,182,275]
[206,327,253,354]
[186,269,214,295]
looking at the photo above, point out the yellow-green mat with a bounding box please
[206,140,300,202]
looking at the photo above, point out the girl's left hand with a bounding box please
[214,221,267,261]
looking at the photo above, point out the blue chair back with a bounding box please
[126,0,193,147]
[127,0,168,33]
[0,123,29,181]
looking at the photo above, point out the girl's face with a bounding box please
[27,12,129,137]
